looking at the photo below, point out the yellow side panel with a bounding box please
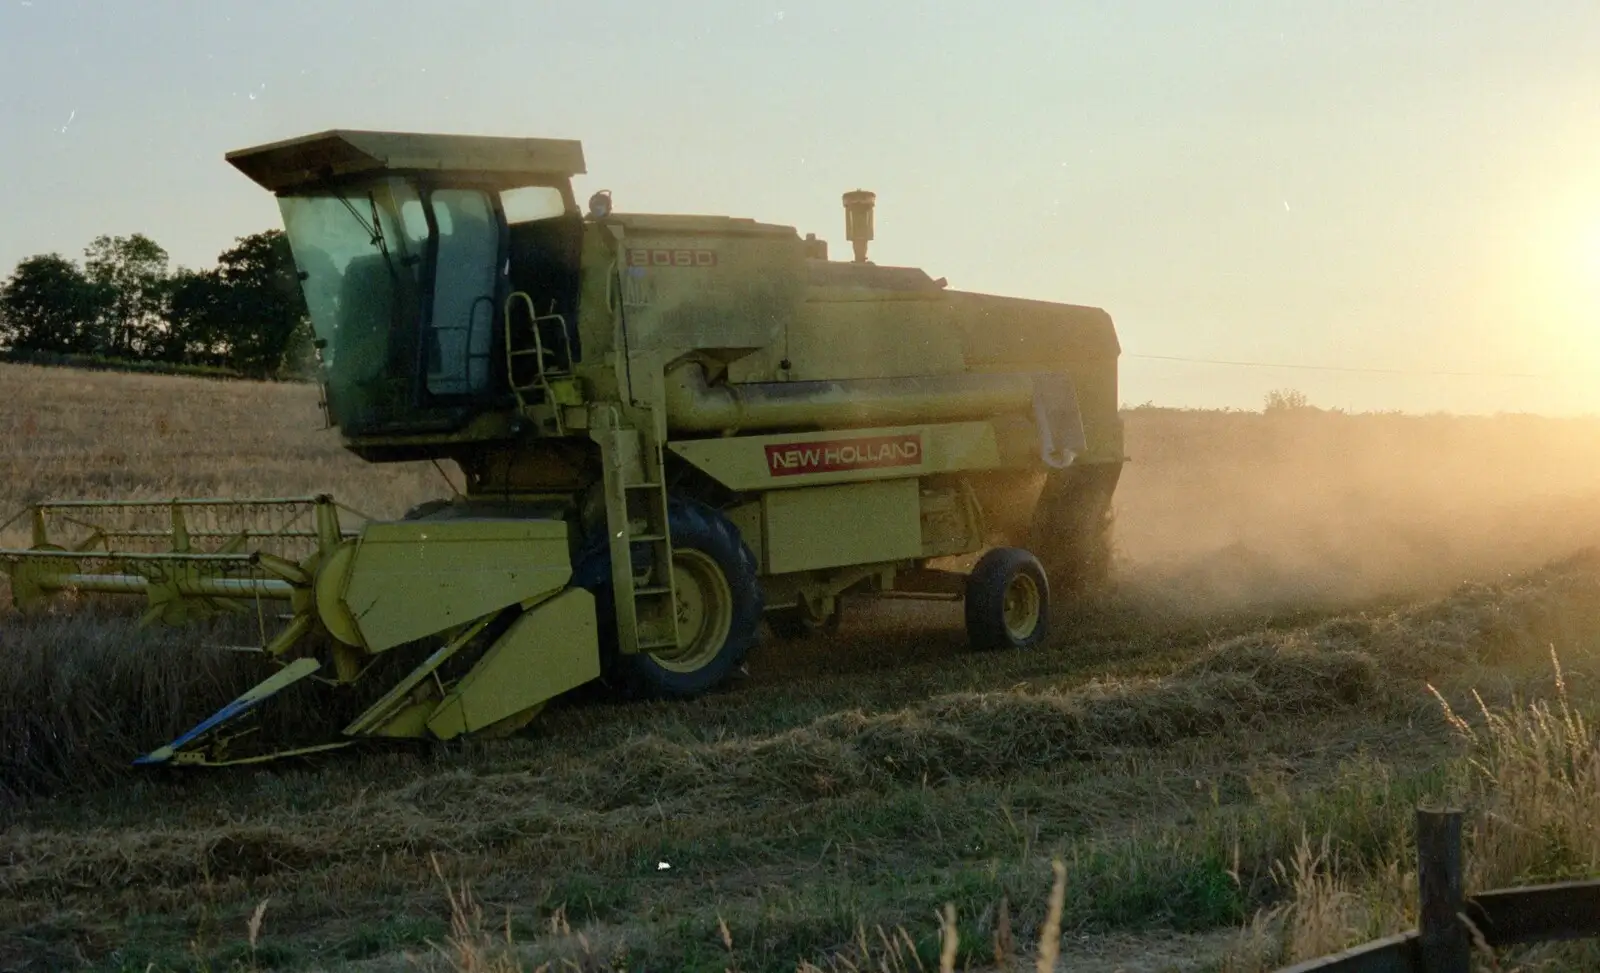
[426,588,600,739]
[764,480,922,575]
[613,221,803,353]
[785,300,967,381]
[340,518,572,652]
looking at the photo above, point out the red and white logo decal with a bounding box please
[765,434,923,477]
[627,248,718,268]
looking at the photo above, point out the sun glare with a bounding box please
[1551,221,1600,394]
[1501,202,1600,404]
[1583,224,1600,290]
[1535,205,1600,321]
[1566,221,1600,347]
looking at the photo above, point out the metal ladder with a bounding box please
[598,414,681,655]
[503,292,575,422]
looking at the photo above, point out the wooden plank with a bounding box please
[1416,809,1469,973]
[1467,880,1600,947]
[1274,932,1419,973]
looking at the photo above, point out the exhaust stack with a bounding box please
[842,189,875,263]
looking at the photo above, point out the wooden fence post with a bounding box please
[1417,807,1469,973]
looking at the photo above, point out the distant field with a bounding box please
[0,362,435,530]
[2,362,1600,972]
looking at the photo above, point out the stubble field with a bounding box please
[3,361,1600,972]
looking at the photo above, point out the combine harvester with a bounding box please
[0,131,1124,765]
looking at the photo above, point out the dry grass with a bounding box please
[0,362,441,798]
[5,364,1600,971]
[0,607,440,799]
[1220,650,1600,972]
[0,362,435,541]
[3,555,1594,970]
[1444,650,1600,888]
[420,855,1071,973]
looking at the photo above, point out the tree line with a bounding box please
[0,231,312,379]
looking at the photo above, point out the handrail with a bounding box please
[502,291,575,425]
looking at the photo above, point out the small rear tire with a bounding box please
[965,547,1050,651]
[767,599,843,640]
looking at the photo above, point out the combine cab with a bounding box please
[0,130,1124,765]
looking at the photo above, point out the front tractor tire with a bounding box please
[575,497,763,700]
[964,547,1051,651]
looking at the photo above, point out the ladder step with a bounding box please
[634,586,674,597]
[632,533,667,542]
[636,638,681,651]
[624,481,661,490]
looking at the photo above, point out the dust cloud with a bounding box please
[1109,408,1600,612]
[786,407,1600,671]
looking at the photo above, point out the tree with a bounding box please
[83,234,170,357]
[0,253,105,353]
[1264,388,1313,413]
[164,267,231,365]
[5,228,310,377]
[165,231,310,376]
[212,230,310,376]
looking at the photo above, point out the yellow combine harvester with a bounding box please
[0,131,1124,765]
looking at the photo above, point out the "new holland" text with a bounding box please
[764,434,923,477]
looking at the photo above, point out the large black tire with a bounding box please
[965,547,1051,651]
[1028,465,1120,596]
[571,497,763,699]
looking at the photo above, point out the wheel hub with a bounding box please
[1001,573,1042,641]
[650,548,734,673]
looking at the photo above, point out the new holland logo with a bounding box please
[764,434,923,477]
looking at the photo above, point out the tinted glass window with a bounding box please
[501,186,566,224]
[426,189,497,397]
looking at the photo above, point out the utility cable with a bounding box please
[1124,352,1581,380]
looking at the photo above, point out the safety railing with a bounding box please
[0,495,366,562]
[0,496,368,627]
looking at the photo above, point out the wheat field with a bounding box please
[3,361,1600,972]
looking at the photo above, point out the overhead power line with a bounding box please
[1124,352,1578,380]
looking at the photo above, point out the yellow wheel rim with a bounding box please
[651,548,735,673]
[1001,572,1042,641]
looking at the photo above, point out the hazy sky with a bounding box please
[3,1,1599,414]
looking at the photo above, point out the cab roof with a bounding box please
[226,129,586,193]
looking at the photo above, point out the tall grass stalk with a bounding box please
[1225,651,1600,972]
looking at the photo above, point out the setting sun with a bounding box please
[1490,181,1600,398]
[1556,216,1600,364]
[1582,223,1600,292]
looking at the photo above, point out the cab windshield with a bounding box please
[278,178,500,433]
